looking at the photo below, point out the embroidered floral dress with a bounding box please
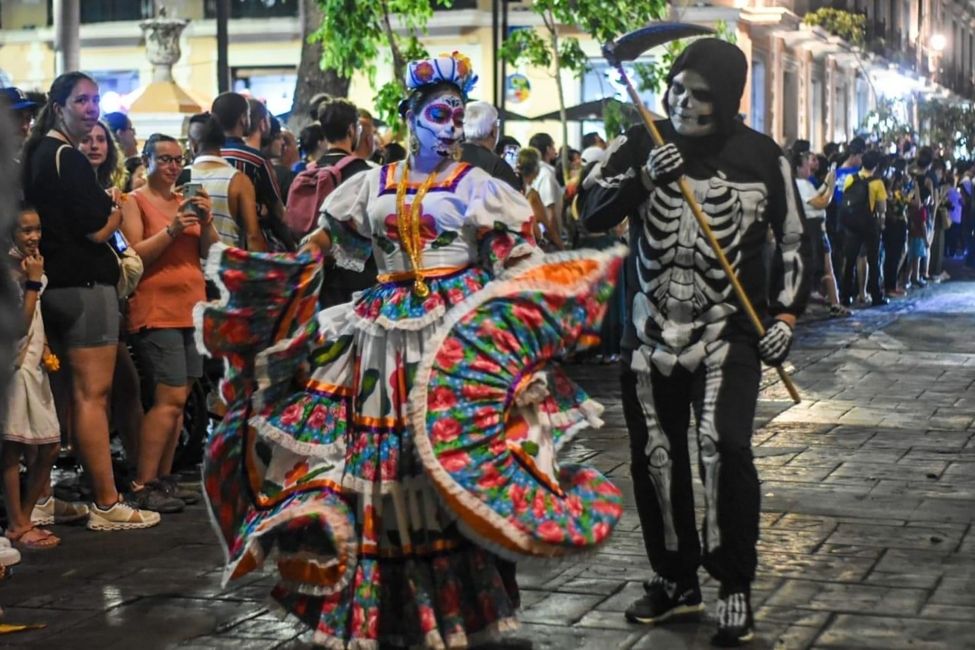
[197,161,627,649]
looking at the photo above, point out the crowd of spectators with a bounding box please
[0,73,463,575]
[790,135,974,314]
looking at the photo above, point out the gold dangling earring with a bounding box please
[409,133,420,156]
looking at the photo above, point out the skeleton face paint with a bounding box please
[411,90,465,158]
[666,69,716,138]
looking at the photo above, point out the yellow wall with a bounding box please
[80,45,151,81]
[183,35,217,106]
[1,2,46,31]
[0,41,53,91]
[0,0,204,29]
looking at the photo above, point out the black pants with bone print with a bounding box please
[620,339,761,592]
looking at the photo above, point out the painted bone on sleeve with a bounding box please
[767,155,810,318]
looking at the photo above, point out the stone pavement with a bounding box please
[2,280,974,649]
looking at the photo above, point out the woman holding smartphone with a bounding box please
[120,133,218,513]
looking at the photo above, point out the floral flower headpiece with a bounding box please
[405,52,478,100]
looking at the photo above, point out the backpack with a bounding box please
[284,155,358,238]
[838,175,872,230]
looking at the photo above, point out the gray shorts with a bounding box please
[42,285,120,348]
[133,328,202,387]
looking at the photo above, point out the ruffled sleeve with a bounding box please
[320,170,374,272]
[465,174,539,275]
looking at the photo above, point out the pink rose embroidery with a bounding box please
[280,402,304,425]
[429,385,458,411]
[436,338,465,369]
[431,417,462,444]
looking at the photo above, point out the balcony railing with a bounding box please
[44,0,154,25]
[201,0,475,19]
[204,0,299,19]
[438,0,479,8]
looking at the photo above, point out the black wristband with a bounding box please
[24,280,43,292]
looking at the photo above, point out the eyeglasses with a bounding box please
[153,155,183,166]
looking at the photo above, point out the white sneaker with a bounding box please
[31,496,90,526]
[86,500,161,531]
[0,544,21,567]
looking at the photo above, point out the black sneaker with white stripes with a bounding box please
[624,574,704,625]
[711,589,754,647]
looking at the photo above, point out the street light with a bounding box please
[927,33,947,84]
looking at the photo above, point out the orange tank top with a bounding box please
[126,191,205,332]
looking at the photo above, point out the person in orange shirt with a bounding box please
[120,133,218,514]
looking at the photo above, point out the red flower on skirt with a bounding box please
[538,519,565,543]
[429,385,458,411]
[512,301,545,328]
[431,417,462,444]
[440,451,470,472]
[436,337,465,370]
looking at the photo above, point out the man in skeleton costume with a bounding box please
[581,39,808,647]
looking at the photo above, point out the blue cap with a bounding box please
[1,87,39,111]
[102,111,131,133]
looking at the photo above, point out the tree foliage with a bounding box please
[918,99,975,159]
[802,8,866,47]
[859,98,914,150]
[500,0,665,176]
[633,20,737,95]
[311,0,453,131]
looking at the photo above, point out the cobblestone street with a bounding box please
[2,280,974,649]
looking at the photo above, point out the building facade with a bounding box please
[1,0,971,148]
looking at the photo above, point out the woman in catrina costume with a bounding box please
[196,53,626,648]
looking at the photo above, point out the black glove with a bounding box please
[758,319,793,366]
[644,143,684,186]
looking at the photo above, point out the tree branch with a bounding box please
[380,0,406,81]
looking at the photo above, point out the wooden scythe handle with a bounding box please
[615,66,801,404]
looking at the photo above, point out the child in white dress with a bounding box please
[2,207,63,549]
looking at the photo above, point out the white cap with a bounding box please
[581,146,606,166]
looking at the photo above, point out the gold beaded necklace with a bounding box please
[394,158,448,297]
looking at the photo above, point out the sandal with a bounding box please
[829,304,853,318]
[5,526,60,550]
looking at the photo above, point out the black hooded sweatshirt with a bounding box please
[580,38,809,352]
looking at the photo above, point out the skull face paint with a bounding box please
[411,90,465,158]
[666,69,716,138]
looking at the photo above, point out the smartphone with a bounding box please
[182,182,205,219]
[110,230,128,254]
[502,144,520,170]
